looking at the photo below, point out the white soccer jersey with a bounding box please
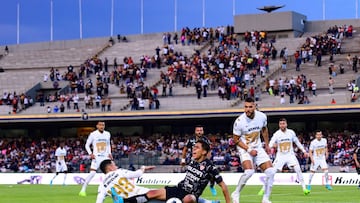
[270,128,305,156]
[55,147,67,162]
[55,147,68,172]
[85,130,111,157]
[233,110,267,148]
[96,169,150,203]
[309,138,327,159]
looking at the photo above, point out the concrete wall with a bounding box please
[305,19,360,33]
[234,11,306,34]
[7,37,110,52]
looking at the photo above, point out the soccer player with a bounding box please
[50,141,68,186]
[181,125,217,196]
[231,97,276,203]
[353,143,360,189]
[126,140,231,203]
[257,118,310,195]
[96,159,155,203]
[307,130,332,191]
[79,121,113,196]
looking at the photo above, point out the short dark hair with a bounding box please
[245,97,255,103]
[196,139,210,152]
[279,118,287,122]
[100,159,112,174]
[315,129,322,134]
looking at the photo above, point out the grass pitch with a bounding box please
[0,184,359,203]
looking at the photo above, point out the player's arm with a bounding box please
[85,134,94,159]
[95,184,107,203]
[181,145,188,166]
[123,166,156,179]
[218,181,231,203]
[261,126,270,153]
[107,134,113,160]
[325,146,329,160]
[309,147,314,164]
[233,134,249,151]
[354,148,360,167]
[293,136,308,156]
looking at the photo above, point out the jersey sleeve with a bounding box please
[268,133,277,148]
[292,132,306,153]
[208,164,223,184]
[233,118,242,136]
[55,148,60,157]
[121,169,144,179]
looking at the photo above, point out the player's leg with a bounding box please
[320,159,332,190]
[257,149,276,203]
[79,160,97,196]
[62,164,68,186]
[259,163,276,203]
[258,156,282,196]
[231,156,255,203]
[111,187,124,203]
[208,176,217,196]
[50,172,59,186]
[63,171,68,186]
[288,156,309,195]
[307,160,319,191]
[356,167,360,189]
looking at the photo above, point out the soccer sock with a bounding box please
[324,170,329,185]
[51,174,57,181]
[81,170,96,192]
[234,169,254,193]
[210,179,215,188]
[63,173,67,185]
[308,172,315,185]
[198,198,214,203]
[263,167,276,200]
[293,165,306,189]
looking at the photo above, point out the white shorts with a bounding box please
[56,161,68,172]
[237,146,270,166]
[310,159,328,171]
[273,154,299,171]
[90,155,109,170]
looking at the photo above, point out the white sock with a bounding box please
[63,173,67,185]
[263,167,276,201]
[81,171,96,192]
[293,165,305,190]
[324,170,329,185]
[51,174,57,181]
[308,172,315,185]
[234,169,254,193]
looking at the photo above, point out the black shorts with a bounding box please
[165,186,189,201]
[356,167,360,175]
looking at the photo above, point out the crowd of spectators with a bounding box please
[0,91,34,114]
[157,26,280,103]
[0,129,358,173]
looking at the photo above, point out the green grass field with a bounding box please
[0,184,359,203]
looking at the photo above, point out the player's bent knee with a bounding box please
[182,194,196,203]
[264,167,276,176]
[244,169,255,177]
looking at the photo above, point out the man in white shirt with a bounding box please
[50,142,68,186]
[307,130,332,191]
[79,121,113,197]
[96,159,155,203]
[258,118,310,195]
[231,97,276,203]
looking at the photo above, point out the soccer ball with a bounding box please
[166,197,182,203]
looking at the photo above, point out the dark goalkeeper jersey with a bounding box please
[178,159,223,198]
